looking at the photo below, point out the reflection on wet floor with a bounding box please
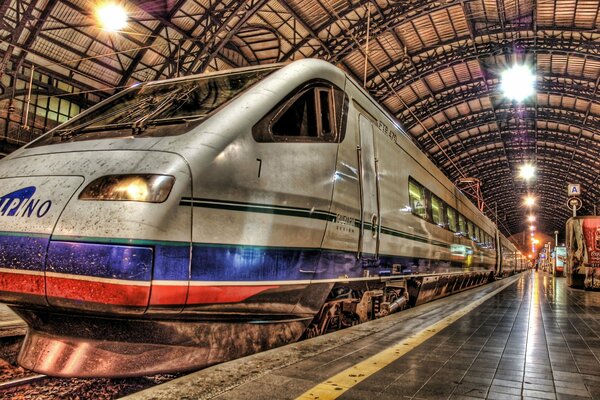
[336,271,600,400]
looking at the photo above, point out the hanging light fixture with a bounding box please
[501,65,536,102]
[95,2,128,32]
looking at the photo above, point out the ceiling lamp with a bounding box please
[527,215,536,223]
[96,2,128,32]
[518,163,536,181]
[529,225,536,231]
[524,195,536,207]
[500,65,536,102]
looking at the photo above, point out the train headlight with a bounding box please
[79,174,175,203]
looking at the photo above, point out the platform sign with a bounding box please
[568,183,581,196]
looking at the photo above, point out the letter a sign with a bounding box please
[568,183,581,196]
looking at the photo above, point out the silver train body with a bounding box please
[0,59,525,377]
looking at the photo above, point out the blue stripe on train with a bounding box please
[47,241,154,281]
[0,233,493,282]
[0,234,48,272]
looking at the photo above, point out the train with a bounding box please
[566,216,600,288]
[0,59,526,377]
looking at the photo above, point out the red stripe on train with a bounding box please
[0,271,45,296]
[0,271,279,306]
[46,277,150,306]
[149,284,188,305]
[185,285,278,305]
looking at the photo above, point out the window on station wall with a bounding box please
[0,64,94,148]
[408,178,427,220]
[21,94,82,135]
[431,195,444,226]
[446,206,457,232]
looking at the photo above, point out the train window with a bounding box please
[474,226,480,242]
[467,220,474,239]
[431,195,444,226]
[271,89,322,137]
[446,206,457,232]
[458,214,467,236]
[408,178,427,220]
[253,81,347,143]
[317,88,333,135]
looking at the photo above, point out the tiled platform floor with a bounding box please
[129,272,600,400]
[330,271,600,400]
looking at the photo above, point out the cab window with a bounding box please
[253,81,347,143]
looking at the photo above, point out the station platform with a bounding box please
[126,271,600,400]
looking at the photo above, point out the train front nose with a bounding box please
[0,176,84,306]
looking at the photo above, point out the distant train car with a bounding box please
[566,216,600,288]
[0,59,520,378]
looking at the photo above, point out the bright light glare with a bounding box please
[529,225,536,231]
[115,178,149,201]
[524,195,536,207]
[96,2,128,31]
[518,163,536,180]
[527,215,536,222]
[501,65,535,102]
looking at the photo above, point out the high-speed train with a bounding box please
[0,59,525,377]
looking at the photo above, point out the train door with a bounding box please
[357,114,380,261]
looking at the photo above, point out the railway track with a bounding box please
[0,373,47,389]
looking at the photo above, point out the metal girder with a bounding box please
[446,146,599,184]
[280,0,449,62]
[0,52,101,105]
[373,31,600,100]
[430,128,600,165]
[117,0,188,87]
[444,148,599,232]
[0,0,13,32]
[398,75,600,130]
[417,107,600,154]
[151,0,238,79]
[186,0,270,74]
[0,0,38,80]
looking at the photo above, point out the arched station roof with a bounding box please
[1,0,599,239]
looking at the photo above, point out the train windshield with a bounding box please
[30,68,276,147]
